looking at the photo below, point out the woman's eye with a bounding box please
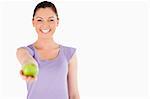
[37,20,42,22]
[50,20,54,21]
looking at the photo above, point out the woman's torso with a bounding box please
[22,43,76,99]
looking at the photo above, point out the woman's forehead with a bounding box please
[34,8,57,18]
[35,8,55,14]
[35,16,57,19]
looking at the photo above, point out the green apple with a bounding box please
[22,63,38,77]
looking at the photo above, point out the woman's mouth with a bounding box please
[40,29,50,34]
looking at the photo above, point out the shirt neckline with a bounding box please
[31,44,62,62]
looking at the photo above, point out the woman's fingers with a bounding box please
[26,76,37,82]
[20,70,27,80]
[19,69,37,82]
[27,76,32,81]
[20,70,23,75]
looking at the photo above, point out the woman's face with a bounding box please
[32,8,59,39]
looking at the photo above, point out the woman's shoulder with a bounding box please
[61,44,76,50]
[17,43,34,56]
[60,44,77,62]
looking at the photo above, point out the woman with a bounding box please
[16,1,80,99]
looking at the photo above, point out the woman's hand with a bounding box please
[16,47,39,82]
[19,69,37,82]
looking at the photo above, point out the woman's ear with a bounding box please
[32,19,35,27]
[56,18,59,27]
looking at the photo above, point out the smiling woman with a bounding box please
[32,7,59,39]
[16,1,80,99]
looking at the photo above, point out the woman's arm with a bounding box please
[68,53,80,99]
[16,47,38,66]
[16,47,38,82]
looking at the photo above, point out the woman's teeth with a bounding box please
[41,29,50,33]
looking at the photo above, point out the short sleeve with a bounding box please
[63,46,76,63]
[19,46,34,57]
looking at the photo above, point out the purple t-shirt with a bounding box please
[22,43,76,99]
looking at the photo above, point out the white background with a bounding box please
[0,0,150,99]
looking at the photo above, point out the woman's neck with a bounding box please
[34,37,59,50]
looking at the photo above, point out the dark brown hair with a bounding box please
[33,1,59,20]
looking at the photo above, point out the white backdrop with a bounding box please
[0,0,150,99]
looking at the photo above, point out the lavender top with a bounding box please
[22,43,76,99]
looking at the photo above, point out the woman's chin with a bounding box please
[38,33,53,39]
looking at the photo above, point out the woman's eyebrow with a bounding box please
[48,16,57,19]
[35,16,56,19]
[35,17,43,19]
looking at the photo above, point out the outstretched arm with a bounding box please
[16,47,38,82]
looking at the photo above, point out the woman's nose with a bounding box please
[42,21,50,28]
